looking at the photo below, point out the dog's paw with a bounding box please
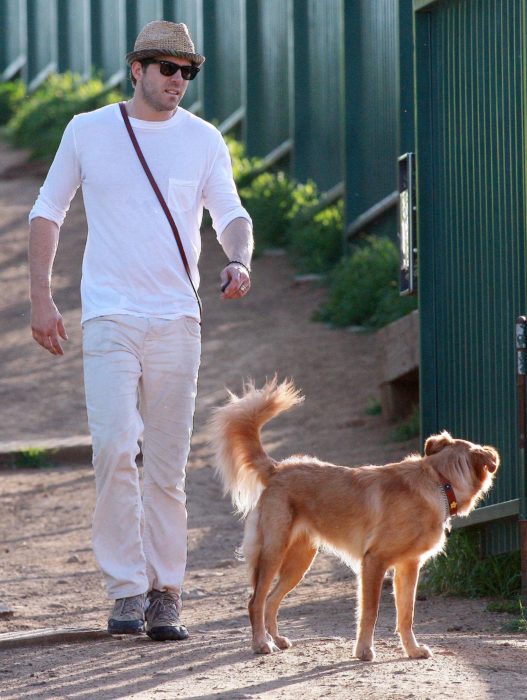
[253,639,280,654]
[406,644,433,660]
[354,644,375,662]
[273,635,292,650]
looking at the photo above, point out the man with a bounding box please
[28,20,253,642]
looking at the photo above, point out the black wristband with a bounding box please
[228,260,251,274]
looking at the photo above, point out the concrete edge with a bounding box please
[0,435,92,469]
[0,627,111,650]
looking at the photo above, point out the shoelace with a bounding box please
[117,594,144,616]
[148,592,181,624]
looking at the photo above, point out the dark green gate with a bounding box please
[415,0,527,555]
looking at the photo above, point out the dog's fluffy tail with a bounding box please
[210,377,304,517]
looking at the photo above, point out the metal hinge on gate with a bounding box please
[398,153,417,296]
[516,316,527,448]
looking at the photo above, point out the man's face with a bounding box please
[133,55,192,113]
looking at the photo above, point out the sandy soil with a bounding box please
[0,141,525,699]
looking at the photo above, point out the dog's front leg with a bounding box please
[354,553,386,661]
[393,559,432,659]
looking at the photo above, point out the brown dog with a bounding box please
[210,379,499,660]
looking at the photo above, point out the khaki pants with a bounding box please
[82,314,201,600]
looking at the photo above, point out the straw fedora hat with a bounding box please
[126,20,205,66]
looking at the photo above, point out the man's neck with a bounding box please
[126,98,177,122]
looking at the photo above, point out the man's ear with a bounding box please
[131,60,143,83]
[424,430,454,456]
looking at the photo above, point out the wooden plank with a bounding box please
[0,628,111,650]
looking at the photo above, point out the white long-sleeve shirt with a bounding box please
[29,103,251,323]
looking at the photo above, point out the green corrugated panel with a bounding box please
[90,0,126,85]
[293,0,343,191]
[416,0,527,554]
[26,0,58,89]
[245,0,292,157]
[57,0,91,79]
[125,0,163,60]
[163,0,203,113]
[0,0,27,80]
[202,0,244,125]
[344,0,405,238]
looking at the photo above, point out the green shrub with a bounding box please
[288,179,320,221]
[421,529,521,599]
[288,200,343,274]
[14,447,53,469]
[224,134,263,188]
[241,172,323,253]
[7,72,123,160]
[365,397,382,416]
[0,79,26,126]
[241,171,295,250]
[388,404,420,441]
[317,235,417,328]
[369,284,419,328]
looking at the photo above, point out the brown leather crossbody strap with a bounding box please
[118,102,202,322]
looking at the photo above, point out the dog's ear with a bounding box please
[424,431,454,456]
[470,445,500,474]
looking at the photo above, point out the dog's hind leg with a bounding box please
[354,552,387,662]
[248,512,292,654]
[264,533,318,650]
[393,559,432,659]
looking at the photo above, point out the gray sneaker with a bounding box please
[107,593,146,635]
[145,589,189,641]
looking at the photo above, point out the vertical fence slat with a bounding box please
[57,0,91,79]
[244,0,292,158]
[26,0,58,89]
[90,0,126,87]
[0,0,27,80]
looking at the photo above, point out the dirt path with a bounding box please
[0,141,525,699]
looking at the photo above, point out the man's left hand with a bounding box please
[220,262,251,299]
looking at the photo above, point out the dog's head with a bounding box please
[424,430,500,513]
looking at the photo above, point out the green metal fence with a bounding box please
[57,0,91,79]
[0,0,27,81]
[26,0,57,90]
[344,0,413,243]
[244,0,292,160]
[0,0,403,211]
[415,0,527,555]
[202,0,244,128]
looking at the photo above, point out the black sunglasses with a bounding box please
[143,59,200,81]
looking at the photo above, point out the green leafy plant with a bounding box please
[15,447,53,469]
[287,179,320,221]
[241,171,323,253]
[224,134,263,188]
[388,404,420,441]
[365,397,382,416]
[0,79,26,126]
[501,600,527,633]
[7,72,123,160]
[317,235,417,328]
[241,171,296,250]
[486,599,527,632]
[288,200,344,274]
[421,529,521,599]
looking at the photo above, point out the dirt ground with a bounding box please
[0,140,526,699]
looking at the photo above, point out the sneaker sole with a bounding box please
[146,625,189,642]
[108,619,145,635]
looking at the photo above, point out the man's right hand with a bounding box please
[30,296,68,356]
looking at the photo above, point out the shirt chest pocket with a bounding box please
[168,178,199,213]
